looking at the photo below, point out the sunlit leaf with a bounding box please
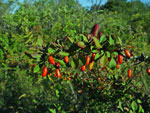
[34,65,40,73]
[131,101,138,111]
[119,101,124,112]
[100,55,107,68]
[48,48,55,54]
[93,37,102,49]
[100,35,106,43]
[59,51,69,56]
[118,37,122,45]
[109,58,117,69]
[109,36,115,45]
[71,59,76,68]
[37,36,43,46]
[31,53,41,58]
[80,34,88,42]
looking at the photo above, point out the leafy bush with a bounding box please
[0,0,150,113]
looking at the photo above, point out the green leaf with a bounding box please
[131,101,138,111]
[106,51,111,57]
[79,59,84,66]
[37,36,43,46]
[68,37,74,43]
[137,99,142,104]
[59,51,69,56]
[31,53,41,58]
[0,49,4,60]
[100,35,106,43]
[90,46,94,51]
[109,58,117,69]
[112,52,118,56]
[129,110,133,113]
[119,101,124,112]
[100,54,107,68]
[92,49,99,53]
[57,59,66,67]
[71,59,76,68]
[95,53,100,60]
[19,94,26,99]
[109,36,115,45]
[48,48,55,54]
[93,37,102,49]
[80,34,88,42]
[34,65,40,73]
[56,90,59,97]
[49,109,56,113]
[138,105,144,113]
[118,37,122,45]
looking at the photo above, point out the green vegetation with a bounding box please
[0,0,150,112]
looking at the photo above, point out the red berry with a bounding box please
[49,55,55,65]
[64,56,69,63]
[92,53,96,61]
[68,77,71,80]
[56,62,60,67]
[128,69,132,78]
[116,62,119,69]
[49,73,52,76]
[85,56,90,65]
[42,67,48,77]
[56,69,61,78]
[125,49,131,58]
[81,65,86,72]
[118,54,123,64]
[98,86,102,91]
[146,68,150,75]
[102,67,105,71]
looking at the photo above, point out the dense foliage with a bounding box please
[0,0,150,112]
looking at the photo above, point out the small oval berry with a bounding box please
[102,67,105,71]
[42,67,48,77]
[81,65,86,72]
[146,68,150,75]
[56,62,60,67]
[86,56,90,65]
[48,73,52,76]
[118,54,123,64]
[116,62,119,69]
[49,55,55,65]
[68,77,71,81]
[125,49,131,58]
[98,86,102,91]
[64,56,69,63]
[56,69,61,78]
[128,69,132,78]
[92,53,96,61]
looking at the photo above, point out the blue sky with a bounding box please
[16,0,150,7]
[13,0,150,9]
[78,0,107,7]
[78,0,149,7]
